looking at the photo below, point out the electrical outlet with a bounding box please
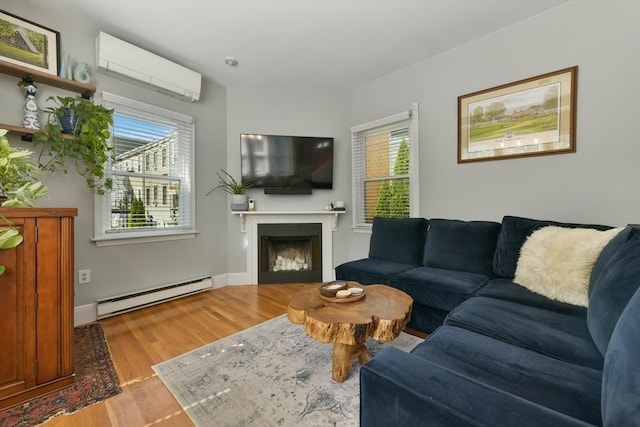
[78,269,91,284]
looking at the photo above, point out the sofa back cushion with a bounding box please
[492,216,611,278]
[369,217,428,266]
[589,226,637,296]
[423,219,501,275]
[587,235,640,355]
[601,286,640,426]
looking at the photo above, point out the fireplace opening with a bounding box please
[258,223,322,284]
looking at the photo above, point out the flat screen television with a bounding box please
[241,134,334,194]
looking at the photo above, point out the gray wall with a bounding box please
[344,0,640,260]
[1,1,228,306]
[224,88,351,275]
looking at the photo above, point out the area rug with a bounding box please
[153,314,423,426]
[0,323,122,426]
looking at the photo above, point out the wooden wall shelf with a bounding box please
[0,123,75,142]
[0,60,96,140]
[0,59,96,97]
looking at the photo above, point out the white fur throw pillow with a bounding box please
[514,226,623,307]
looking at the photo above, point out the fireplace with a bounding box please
[257,223,322,284]
[238,210,343,285]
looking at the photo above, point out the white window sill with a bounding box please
[92,230,199,247]
[351,226,373,234]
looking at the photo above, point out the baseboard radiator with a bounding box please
[96,276,212,319]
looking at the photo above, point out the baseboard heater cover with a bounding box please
[96,276,212,318]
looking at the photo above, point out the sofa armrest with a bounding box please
[360,347,595,427]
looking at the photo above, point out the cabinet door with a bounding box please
[0,219,36,398]
[35,217,74,384]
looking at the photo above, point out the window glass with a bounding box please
[94,92,195,244]
[351,105,419,230]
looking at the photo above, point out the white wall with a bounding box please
[224,88,351,275]
[1,2,228,307]
[345,0,640,259]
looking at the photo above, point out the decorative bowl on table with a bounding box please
[319,280,348,297]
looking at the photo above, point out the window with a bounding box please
[351,104,419,231]
[93,92,196,246]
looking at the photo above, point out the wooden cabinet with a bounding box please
[0,208,77,409]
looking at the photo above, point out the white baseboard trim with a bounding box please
[212,272,252,287]
[74,273,253,325]
[75,303,97,326]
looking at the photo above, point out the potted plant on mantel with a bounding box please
[33,95,115,195]
[206,169,255,211]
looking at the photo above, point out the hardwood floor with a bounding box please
[44,283,307,427]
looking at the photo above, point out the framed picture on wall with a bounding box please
[0,10,60,75]
[458,66,577,163]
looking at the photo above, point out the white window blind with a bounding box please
[93,92,196,245]
[351,104,419,230]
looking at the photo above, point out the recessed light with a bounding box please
[225,57,239,67]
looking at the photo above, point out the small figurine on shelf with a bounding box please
[73,62,91,84]
[19,81,40,130]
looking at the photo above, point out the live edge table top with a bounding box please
[287,282,413,382]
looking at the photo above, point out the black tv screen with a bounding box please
[241,134,333,193]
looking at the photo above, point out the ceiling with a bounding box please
[48,0,566,90]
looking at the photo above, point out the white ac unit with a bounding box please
[96,31,201,102]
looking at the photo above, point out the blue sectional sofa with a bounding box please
[334,216,640,427]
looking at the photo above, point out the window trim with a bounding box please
[351,103,419,232]
[92,91,197,246]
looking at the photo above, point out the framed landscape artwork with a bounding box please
[458,66,577,163]
[0,10,60,75]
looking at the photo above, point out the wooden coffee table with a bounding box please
[287,282,413,382]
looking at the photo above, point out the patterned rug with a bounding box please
[153,314,423,426]
[0,323,122,426]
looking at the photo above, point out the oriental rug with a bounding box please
[0,323,122,426]
[153,314,423,427]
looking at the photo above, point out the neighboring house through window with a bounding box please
[93,92,196,246]
[351,103,419,231]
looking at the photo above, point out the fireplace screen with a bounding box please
[267,237,314,272]
[258,223,322,284]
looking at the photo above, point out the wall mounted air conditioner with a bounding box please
[96,31,201,102]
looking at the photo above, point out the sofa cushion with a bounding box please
[444,296,603,369]
[361,347,594,427]
[587,236,640,355]
[514,226,623,307]
[406,302,449,334]
[589,226,637,296]
[602,287,640,427]
[410,326,603,425]
[423,219,501,275]
[477,279,586,316]
[335,258,414,284]
[389,267,489,311]
[369,217,428,265]
[493,215,611,278]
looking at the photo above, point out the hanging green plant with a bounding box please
[0,129,48,207]
[33,95,115,195]
[0,213,24,276]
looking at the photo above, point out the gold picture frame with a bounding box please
[0,9,60,75]
[458,66,577,163]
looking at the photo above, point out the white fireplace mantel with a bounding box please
[232,210,345,232]
[232,210,346,284]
